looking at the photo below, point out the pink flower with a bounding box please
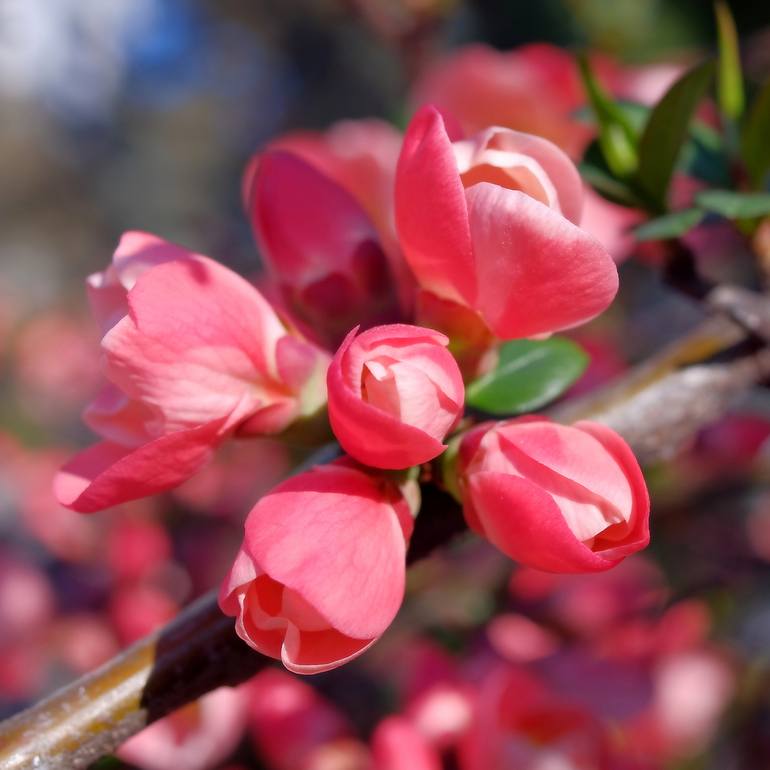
[396,107,618,340]
[117,687,249,770]
[327,324,464,469]
[411,44,683,263]
[460,418,649,573]
[56,243,329,512]
[246,668,352,770]
[219,462,415,674]
[372,717,442,770]
[247,149,402,349]
[459,665,610,770]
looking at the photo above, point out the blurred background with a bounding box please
[4,1,770,768]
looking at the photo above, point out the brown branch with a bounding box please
[2,306,769,769]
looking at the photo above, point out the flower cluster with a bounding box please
[57,87,651,673]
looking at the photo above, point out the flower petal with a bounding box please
[244,465,408,639]
[466,183,618,339]
[54,418,227,513]
[396,106,476,305]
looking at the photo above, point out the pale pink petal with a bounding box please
[466,183,618,339]
[372,717,442,770]
[453,127,583,223]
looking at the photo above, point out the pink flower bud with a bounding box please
[372,717,441,770]
[460,418,649,573]
[117,687,249,770]
[396,107,618,340]
[219,462,415,674]
[327,324,464,469]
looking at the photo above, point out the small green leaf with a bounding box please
[741,77,770,187]
[580,140,647,208]
[636,61,715,210]
[580,162,646,208]
[695,189,770,219]
[577,55,639,178]
[715,0,745,120]
[633,208,705,241]
[466,338,588,416]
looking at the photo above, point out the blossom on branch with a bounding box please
[56,239,329,513]
[219,461,416,674]
[395,106,618,341]
[327,324,464,469]
[458,417,650,572]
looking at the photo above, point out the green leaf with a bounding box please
[577,54,639,178]
[573,100,650,132]
[633,208,705,241]
[741,77,770,187]
[466,338,589,416]
[580,162,646,208]
[580,140,647,208]
[715,0,745,120]
[636,61,716,210]
[695,189,770,219]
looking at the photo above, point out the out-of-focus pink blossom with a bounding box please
[0,551,54,640]
[56,246,329,512]
[246,668,353,770]
[0,640,48,700]
[626,650,735,761]
[412,43,681,159]
[460,418,649,572]
[412,44,593,158]
[220,462,415,674]
[405,683,474,751]
[459,664,610,770]
[172,438,290,520]
[13,311,101,418]
[486,612,561,663]
[510,557,665,639]
[109,582,179,644]
[105,517,171,581]
[51,613,120,674]
[327,324,464,468]
[396,107,617,341]
[372,716,441,770]
[117,686,249,770]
